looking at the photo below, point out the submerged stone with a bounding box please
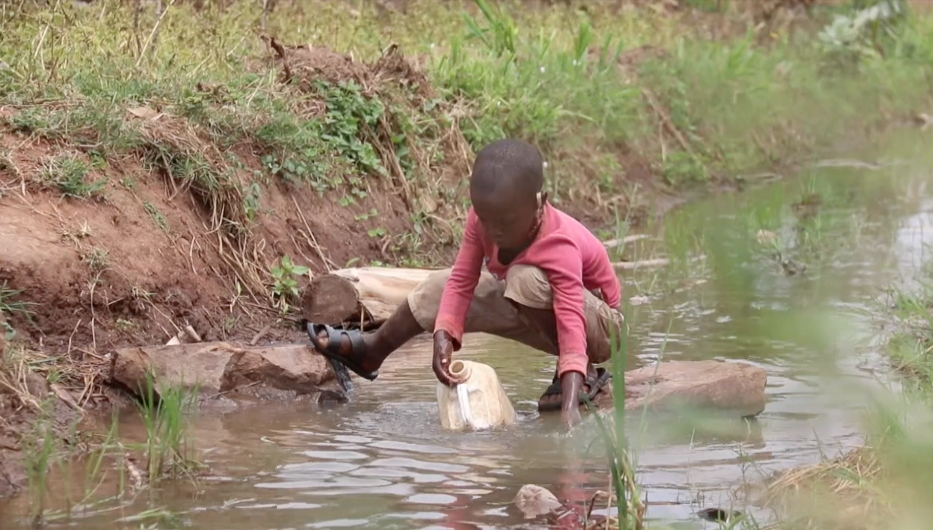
[513,484,565,519]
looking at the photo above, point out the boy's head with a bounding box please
[469,138,546,249]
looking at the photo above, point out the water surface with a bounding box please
[4,143,933,529]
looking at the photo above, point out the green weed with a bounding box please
[143,201,170,234]
[318,80,387,177]
[50,413,126,519]
[270,254,309,314]
[21,399,56,525]
[82,247,109,273]
[0,282,35,321]
[0,0,929,292]
[135,371,201,483]
[40,155,106,200]
[584,308,646,530]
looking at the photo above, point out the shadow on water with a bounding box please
[4,133,933,529]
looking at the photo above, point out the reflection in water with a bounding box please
[4,153,933,529]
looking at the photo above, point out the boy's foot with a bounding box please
[537,364,611,412]
[305,322,380,381]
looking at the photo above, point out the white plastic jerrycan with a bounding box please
[436,359,517,431]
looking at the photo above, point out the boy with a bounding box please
[306,138,624,427]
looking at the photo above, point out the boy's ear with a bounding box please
[538,191,549,208]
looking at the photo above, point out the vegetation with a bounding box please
[1,344,201,526]
[769,250,933,530]
[270,254,310,314]
[586,317,647,530]
[1,0,930,258]
[135,372,202,484]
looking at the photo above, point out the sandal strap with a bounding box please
[306,322,379,382]
[537,366,612,412]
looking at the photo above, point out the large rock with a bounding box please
[109,342,348,404]
[621,360,767,417]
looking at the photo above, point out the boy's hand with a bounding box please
[432,330,456,386]
[560,371,585,428]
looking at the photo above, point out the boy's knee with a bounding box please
[407,269,454,330]
[503,265,552,310]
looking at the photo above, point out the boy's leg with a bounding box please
[501,265,625,411]
[308,296,425,377]
[309,268,554,380]
[406,269,558,354]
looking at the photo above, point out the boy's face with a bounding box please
[471,189,539,250]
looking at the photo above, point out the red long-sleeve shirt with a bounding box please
[434,203,622,377]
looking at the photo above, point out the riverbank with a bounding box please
[1,0,933,514]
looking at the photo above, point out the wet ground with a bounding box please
[2,136,932,529]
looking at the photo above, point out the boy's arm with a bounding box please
[537,236,589,380]
[434,209,485,350]
[592,241,622,309]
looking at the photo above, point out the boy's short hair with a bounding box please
[470,138,543,197]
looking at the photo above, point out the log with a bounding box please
[602,234,649,249]
[303,267,435,328]
[109,342,348,404]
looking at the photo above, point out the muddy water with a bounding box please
[5,141,933,529]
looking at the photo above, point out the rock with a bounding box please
[109,342,348,404]
[513,484,565,519]
[623,360,767,417]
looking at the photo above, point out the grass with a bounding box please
[1,336,201,525]
[671,147,933,529]
[0,283,35,338]
[20,399,56,525]
[81,247,109,273]
[0,0,930,296]
[754,382,933,530]
[569,128,933,530]
[39,154,106,200]
[135,371,202,484]
[585,313,646,530]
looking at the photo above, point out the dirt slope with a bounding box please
[0,44,478,361]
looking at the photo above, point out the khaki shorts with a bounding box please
[407,265,625,366]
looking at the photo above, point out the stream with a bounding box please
[2,134,932,529]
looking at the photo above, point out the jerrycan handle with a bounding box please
[449,360,475,426]
[455,383,474,426]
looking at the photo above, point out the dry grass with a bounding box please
[1,344,106,413]
[760,447,890,530]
